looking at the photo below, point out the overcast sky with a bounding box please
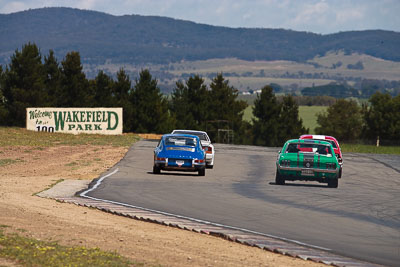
[1,0,399,34]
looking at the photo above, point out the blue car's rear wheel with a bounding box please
[153,165,160,174]
[198,169,205,176]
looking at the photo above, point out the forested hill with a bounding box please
[1,7,400,65]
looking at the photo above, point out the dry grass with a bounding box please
[0,226,135,267]
[0,127,140,147]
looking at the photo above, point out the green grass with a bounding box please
[0,158,19,167]
[341,144,400,154]
[0,127,140,147]
[298,106,327,134]
[243,105,253,123]
[0,228,138,267]
[242,105,327,135]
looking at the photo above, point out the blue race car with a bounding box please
[153,134,206,176]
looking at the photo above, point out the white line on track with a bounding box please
[80,168,331,252]
[80,168,119,197]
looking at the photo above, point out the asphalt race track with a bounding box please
[87,140,400,266]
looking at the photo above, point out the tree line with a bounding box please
[315,94,400,145]
[302,82,400,98]
[1,43,399,146]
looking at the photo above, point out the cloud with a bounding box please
[336,7,364,24]
[291,1,331,25]
[1,1,29,13]
[0,0,99,13]
[76,0,98,10]
[280,0,389,33]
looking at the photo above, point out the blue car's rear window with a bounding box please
[165,136,197,147]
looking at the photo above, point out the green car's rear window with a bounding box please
[286,143,333,156]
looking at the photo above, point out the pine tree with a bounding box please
[252,86,281,146]
[0,65,8,124]
[114,68,135,132]
[170,80,196,129]
[59,51,91,107]
[131,69,175,133]
[43,50,61,106]
[208,73,247,143]
[92,70,114,107]
[2,43,46,126]
[277,94,308,145]
[170,75,208,130]
[186,75,209,127]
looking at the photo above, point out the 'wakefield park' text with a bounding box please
[26,108,123,135]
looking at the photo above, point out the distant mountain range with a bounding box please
[1,7,400,66]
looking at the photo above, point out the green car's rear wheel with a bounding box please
[328,178,338,188]
[275,171,285,185]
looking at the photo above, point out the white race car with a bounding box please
[171,130,215,169]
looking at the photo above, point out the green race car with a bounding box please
[276,139,340,188]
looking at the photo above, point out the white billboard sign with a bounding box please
[26,108,123,135]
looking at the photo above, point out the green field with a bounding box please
[243,105,254,123]
[298,106,327,134]
[340,143,400,154]
[243,105,327,134]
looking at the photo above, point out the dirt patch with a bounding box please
[0,144,325,266]
[136,133,163,140]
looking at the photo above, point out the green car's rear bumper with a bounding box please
[278,166,339,181]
